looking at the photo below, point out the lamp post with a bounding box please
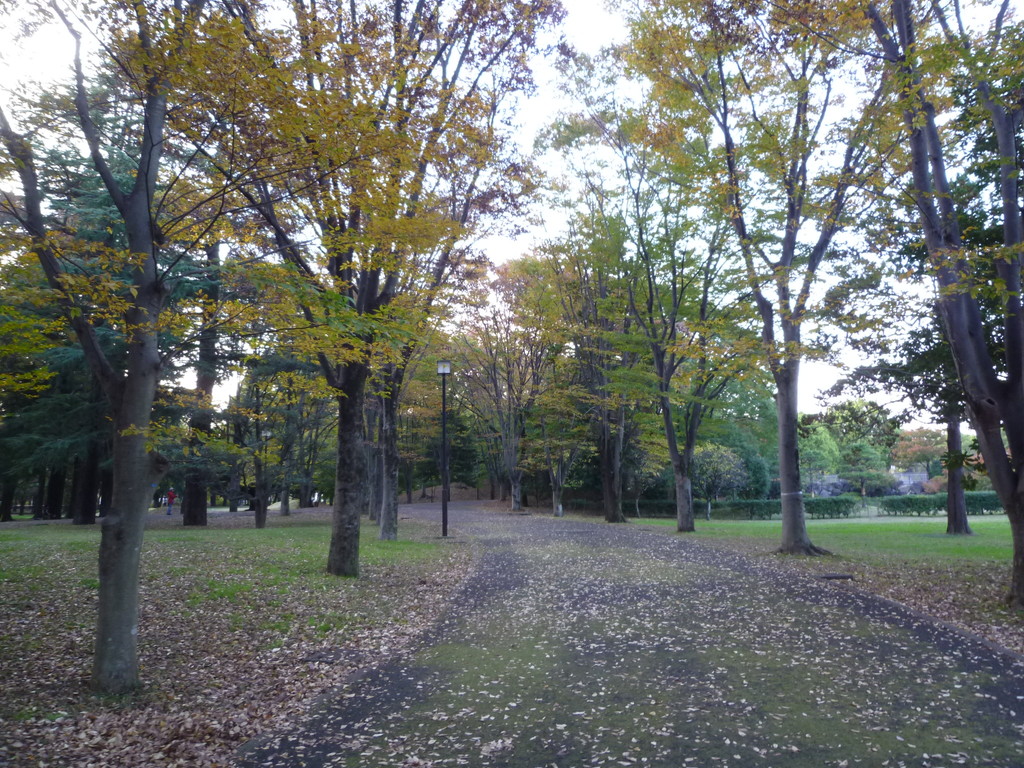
[437,360,451,537]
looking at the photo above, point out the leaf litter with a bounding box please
[240,507,1024,767]
[0,509,471,768]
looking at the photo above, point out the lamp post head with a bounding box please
[437,360,452,375]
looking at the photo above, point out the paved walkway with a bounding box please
[238,505,1024,767]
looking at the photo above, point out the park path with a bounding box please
[237,505,1024,767]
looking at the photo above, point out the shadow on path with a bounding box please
[237,504,1024,767]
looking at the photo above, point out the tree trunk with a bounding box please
[379,393,400,541]
[31,470,45,519]
[93,396,168,694]
[328,372,368,577]
[253,454,269,529]
[72,442,100,525]
[181,247,219,527]
[675,471,695,532]
[365,404,381,523]
[98,460,113,518]
[510,471,523,512]
[945,416,971,535]
[775,361,826,554]
[0,480,15,522]
[551,483,563,517]
[228,467,240,513]
[182,476,208,527]
[45,465,67,519]
[599,409,625,523]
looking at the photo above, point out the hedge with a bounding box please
[875,492,1004,516]
[964,491,1003,515]
[632,499,776,520]
[633,493,1009,521]
[714,499,780,520]
[876,495,943,516]
[804,497,858,518]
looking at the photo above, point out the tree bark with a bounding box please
[510,471,524,512]
[379,392,400,541]
[31,471,45,519]
[45,465,67,520]
[72,442,100,525]
[94,394,168,694]
[551,483,563,517]
[662,393,695,533]
[253,453,270,529]
[775,361,827,555]
[328,372,368,577]
[945,416,971,535]
[599,408,626,523]
[0,480,16,523]
[365,403,381,524]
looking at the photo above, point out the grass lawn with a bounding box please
[636,514,1014,562]
[635,514,1024,658]
[0,509,472,768]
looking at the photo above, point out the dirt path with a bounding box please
[237,505,1024,767]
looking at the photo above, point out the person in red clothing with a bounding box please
[166,488,176,515]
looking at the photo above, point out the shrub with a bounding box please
[632,499,677,518]
[714,499,781,520]
[876,495,943,516]
[876,491,1005,517]
[964,491,1002,515]
[804,497,858,518]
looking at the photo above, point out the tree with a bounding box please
[0,0,242,693]
[799,423,841,493]
[830,312,973,533]
[199,0,562,572]
[540,201,645,523]
[549,53,757,532]
[526,352,593,516]
[839,439,891,498]
[816,400,901,456]
[893,428,946,477]
[690,443,748,520]
[629,0,888,553]
[863,0,1024,590]
[457,266,551,511]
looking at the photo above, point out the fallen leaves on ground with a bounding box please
[0,510,472,768]
[692,536,1024,657]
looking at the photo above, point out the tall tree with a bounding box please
[629,0,888,553]
[541,202,644,523]
[691,443,748,520]
[549,53,758,532]
[457,266,552,511]
[0,0,241,693]
[863,0,1024,588]
[201,0,562,571]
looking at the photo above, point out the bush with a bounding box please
[805,497,858,518]
[876,495,943,516]
[876,492,1005,517]
[964,491,1003,515]
[714,499,781,520]
[632,499,677,518]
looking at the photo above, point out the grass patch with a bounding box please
[634,514,1023,660]
[0,510,472,767]
[635,515,1013,563]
